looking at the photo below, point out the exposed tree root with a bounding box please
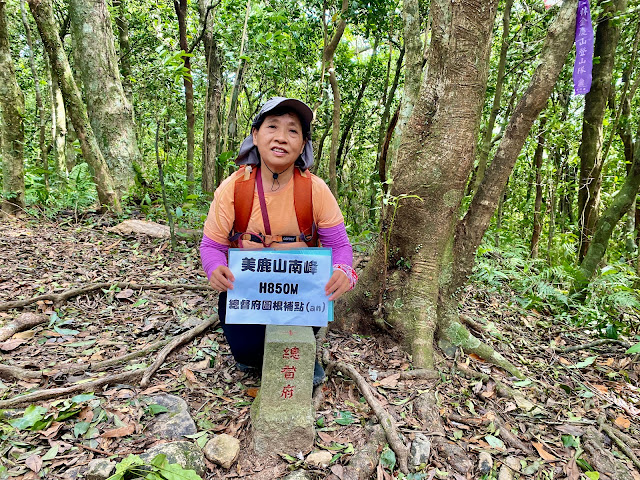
[439,316,525,379]
[558,338,632,353]
[376,369,439,381]
[414,390,472,475]
[0,282,212,312]
[597,415,640,470]
[140,315,218,387]
[0,370,143,409]
[323,350,410,474]
[449,413,533,454]
[342,425,386,480]
[583,426,636,480]
[0,312,47,341]
[0,338,171,382]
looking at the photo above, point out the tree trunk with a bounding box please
[398,0,422,134]
[577,0,627,261]
[199,0,223,194]
[471,0,513,195]
[323,0,348,196]
[49,58,68,176]
[113,0,133,104]
[28,0,120,212]
[0,0,25,214]
[20,0,47,187]
[530,117,547,258]
[69,0,138,200]
[174,0,195,195]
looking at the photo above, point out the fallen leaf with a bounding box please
[532,441,558,461]
[593,384,608,394]
[39,422,63,438]
[246,387,260,398]
[469,353,486,363]
[25,454,43,473]
[0,338,26,351]
[115,288,134,299]
[13,330,36,339]
[614,416,631,429]
[378,373,400,387]
[563,458,581,480]
[558,357,572,366]
[183,368,198,384]
[555,424,585,436]
[101,423,135,438]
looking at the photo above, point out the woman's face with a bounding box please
[252,112,306,172]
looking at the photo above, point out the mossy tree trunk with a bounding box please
[49,60,68,176]
[0,0,25,214]
[577,0,627,261]
[199,0,224,194]
[28,0,120,212]
[341,0,577,375]
[530,116,547,258]
[113,0,133,104]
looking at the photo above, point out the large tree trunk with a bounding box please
[199,0,223,194]
[0,0,25,214]
[174,0,196,195]
[577,0,627,261]
[113,0,133,104]
[28,0,120,212]
[69,0,138,199]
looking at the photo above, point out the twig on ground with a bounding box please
[449,413,533,454]
[324,350,410,474]
[557,338,631,353]
[0,370,144,409]
[597,415,640,470]
[0,282,212,312]
[140,315,219,387]
[0,313,47,341]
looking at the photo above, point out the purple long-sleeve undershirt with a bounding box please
[200,223,353,279]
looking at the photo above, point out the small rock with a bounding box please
[146,394,197,440]
[478,451,493,475]
[86,459,116,480]
[498,456,520,480]
[203,434,240,469]
[410,433,431,467]
[305,450,333,468]
[140,441,206,477]
[283,470,313,480]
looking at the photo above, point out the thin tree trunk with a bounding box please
[69,0,138,199]
[20,0,47,187]
[113,0,133,104]
[0,0,25,214]
[472,0,513,195]
[530,117,547,258]
[199,0,223,194]
[577,0,627,261]
[49,59,67,176]
[174,0,195,195]
[28,0,120,212]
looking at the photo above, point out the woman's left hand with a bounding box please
[325,270,350,301]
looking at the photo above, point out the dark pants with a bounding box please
[218,292,319,369]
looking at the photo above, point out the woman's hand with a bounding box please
[209,266,235,292]
[325,270,350,301]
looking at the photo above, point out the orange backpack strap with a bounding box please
[294,169,318,247]
[232,166,257,244]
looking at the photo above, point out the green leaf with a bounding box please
[380,446,396,470]
[561,435,579,448]
[53,325,79,336]
[147,404,169,416]
[71,393,96,404]
[626,342,640,354]
[160,463,202,479]
[585,472,600,480]
[335,411,355,426]
[9,405,48,430]
[513,379,532,388]
[74,421,90,437]
[576,458,594,471]
[484,435,505,450]
[569,356,597,369]
[132,298,148,307]
[42,444,59,461]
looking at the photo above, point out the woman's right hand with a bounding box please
[209,266,235,292]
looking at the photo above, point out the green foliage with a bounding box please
[107,454,202,480]
[6,394,96,432]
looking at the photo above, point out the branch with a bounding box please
[188,1,222,53]
[324,350,409,474]
[0,282,212,312]
[140,315,218,387]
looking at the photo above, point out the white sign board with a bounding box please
[226,248,333,327]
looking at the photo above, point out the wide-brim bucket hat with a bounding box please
[235,97,314,170]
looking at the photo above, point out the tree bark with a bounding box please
[49,58,68,176]
[0,0,26,214]
[28,0,120,212]
[199,0,224,194]
[530,117,547,258]
[174,0,196,195]
[398,0,422,134]
[471,0,513,195]
[113,0,133,104]
[577,0,627,261]
[69,0,138,200]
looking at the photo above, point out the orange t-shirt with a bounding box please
[203,169,344,250]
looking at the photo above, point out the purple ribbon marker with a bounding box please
[573,0,594,95]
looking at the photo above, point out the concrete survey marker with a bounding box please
[251,325,315,454]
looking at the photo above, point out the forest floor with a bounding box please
[0,214,639,480]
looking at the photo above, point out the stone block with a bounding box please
[251,325,315,455]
